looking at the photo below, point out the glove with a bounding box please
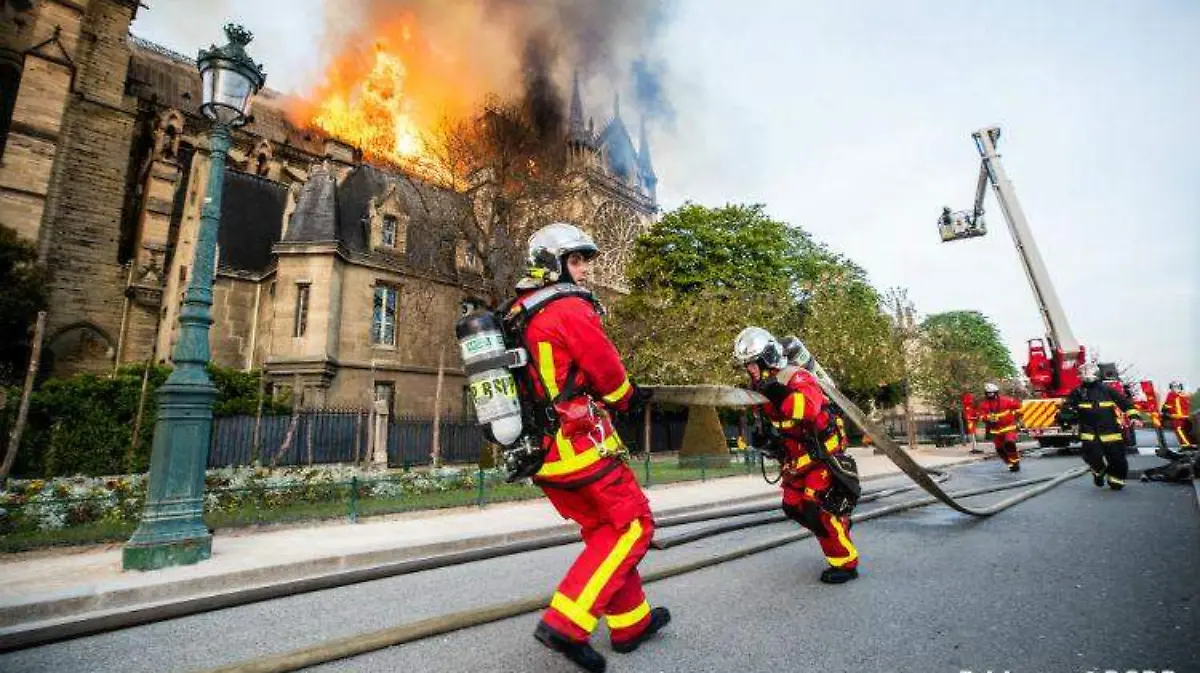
[752,425,786,461]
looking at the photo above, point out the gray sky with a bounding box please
[133,1,1199,391]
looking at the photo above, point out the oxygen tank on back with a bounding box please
[455,311,523,446]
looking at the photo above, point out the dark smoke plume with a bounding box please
[319,0,674,123]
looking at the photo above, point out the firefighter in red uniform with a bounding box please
[736,328,860,584]
[975,382,1023,472]
[1162,381,1196,449]
[506,223,669,673]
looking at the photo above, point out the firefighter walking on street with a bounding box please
[1161,381,1196,449]
[505,223,668,673]
[1060,362,1143,490]
[736,328,861,584]
[975,383,1023,472]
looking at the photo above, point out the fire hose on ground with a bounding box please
[196,467,1085,673]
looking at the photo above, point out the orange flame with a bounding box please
[291,12,509,173]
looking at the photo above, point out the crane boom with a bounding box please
[972,127,1080,356]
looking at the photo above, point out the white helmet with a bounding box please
[983,382,1000,397]
[1079,361,1099,383]
[733,326,786,370]
[519,222,599,288]
[1169,380,1185,393]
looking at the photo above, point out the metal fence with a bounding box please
[209,409,371,468]
[207,407,735,470]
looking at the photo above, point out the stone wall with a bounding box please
[211,275,264,370]
[36,0,141,376]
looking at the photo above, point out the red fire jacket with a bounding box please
[1162,391,1192,422]
[516,291,635,486]
[975,395,1022,439]
[759,367,844,478]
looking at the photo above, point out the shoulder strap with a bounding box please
[504,283,599,329]
[775,365,800,386]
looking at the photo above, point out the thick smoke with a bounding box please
[317,0,674,124]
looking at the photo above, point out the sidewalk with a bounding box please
[0,446,983,633]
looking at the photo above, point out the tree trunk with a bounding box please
[271,374,302,467]
[125,358,154,473]
[251,368,266,466]
[903,382,917,450]
[1,311,46,486]
[431,346,445,468]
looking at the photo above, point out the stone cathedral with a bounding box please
[0,0,659,415]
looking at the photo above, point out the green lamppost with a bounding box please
[123,24,265,571]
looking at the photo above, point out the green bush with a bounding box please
[3,365,289,478]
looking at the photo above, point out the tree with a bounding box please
[0,223,49,385]
[415,44,579,306]
[611,202,898,408]
[913,310,1017,415]
[627,203,802,296]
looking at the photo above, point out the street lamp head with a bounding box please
[197,23,267,126]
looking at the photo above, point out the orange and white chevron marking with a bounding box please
[1021,398,1063,429]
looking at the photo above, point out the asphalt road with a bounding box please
[3,452,1197,673]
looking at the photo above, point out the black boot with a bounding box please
[534,622,606,673]
[820,566,859,584]
[612,607,672,653]
[1092,470,1105,487]
[1008,462,1021,472]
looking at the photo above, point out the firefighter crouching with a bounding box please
[736,328,861,584]
[1059,362,1143,490]
[975,382,1023,472]
[1161,381,1196,449]
[505,223,669,673]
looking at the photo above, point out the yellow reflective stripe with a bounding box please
[1106,476,1125,485]
[992,425,1017,434]
[824,434,840,452]
[827,516,858,568]
[555,430,576,459]
[537,342,559,398]
[537,434,621,477]
[1080,432,1096,441]
[1098,401,1116,407]
[551,592,598,632]
[793,454,812,471]
[772,420,796,429]
[1177,427,1190,444]
[790,393,806,420]
[1099,433,1123,442]
[606,601,650,630]
[602,378,632,404]
[576,519,644,615]
[1078,403,1095,409]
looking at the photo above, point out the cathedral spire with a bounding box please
[638,116,656,181]
[568,69,585,136]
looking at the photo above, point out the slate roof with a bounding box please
[217,171,287,273]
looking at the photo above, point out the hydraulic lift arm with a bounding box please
[971,127,1080,357]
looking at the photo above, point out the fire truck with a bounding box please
[938,127,1126,449]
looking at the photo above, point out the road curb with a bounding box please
[0,453,985,646]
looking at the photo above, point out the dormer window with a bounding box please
[382,215,397,248]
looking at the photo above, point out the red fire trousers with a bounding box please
[539,461,657,646]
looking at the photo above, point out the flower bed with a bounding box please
[0,464,517,536]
